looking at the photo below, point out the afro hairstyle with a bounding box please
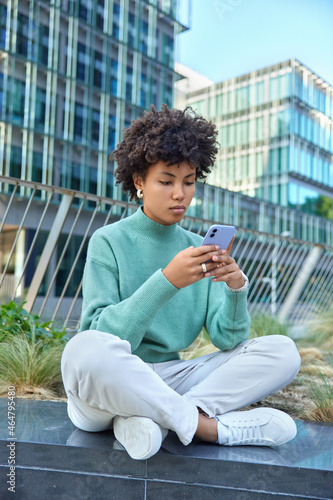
[112,104,219,200]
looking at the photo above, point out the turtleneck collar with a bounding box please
[129,206,179,241]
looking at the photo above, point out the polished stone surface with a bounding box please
[0,399,332,499]
[0,398,332,471]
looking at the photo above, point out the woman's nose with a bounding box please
[172,185,185,199]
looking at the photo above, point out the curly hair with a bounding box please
[112,104,219,200]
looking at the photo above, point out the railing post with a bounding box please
[25,194,74,313]
[278,245,322,323]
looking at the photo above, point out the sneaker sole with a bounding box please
[113,416,163,460]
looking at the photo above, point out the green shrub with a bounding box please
[249,314,289,338]
[0,301,67,395]
[303,370,333,422]
[303,308,333,350]
[180,329,217,360]
[0,334,64,395]
[0,301,67,345]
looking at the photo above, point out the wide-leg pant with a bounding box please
[61,330,301,446]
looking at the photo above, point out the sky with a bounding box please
[176,0,333,85]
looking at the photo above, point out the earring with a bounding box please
[137,189,143,199]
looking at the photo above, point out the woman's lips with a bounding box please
[170,206,185,214]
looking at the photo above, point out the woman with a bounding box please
[61,105,301,460]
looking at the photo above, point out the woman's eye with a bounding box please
[160,181,171,185]
[185,182,195,186]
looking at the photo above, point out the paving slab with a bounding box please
[0,399,332,499]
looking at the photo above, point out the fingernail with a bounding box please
[221,250,226,254]
[215,245,219,250]
[204,272,211,277]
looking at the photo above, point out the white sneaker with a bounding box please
[216,408,297,446]
[113,416,168,460]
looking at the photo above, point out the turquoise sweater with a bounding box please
[80,207,250,363]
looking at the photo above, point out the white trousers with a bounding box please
[61,331,301,446]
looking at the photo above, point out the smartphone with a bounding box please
[201,224,236,250]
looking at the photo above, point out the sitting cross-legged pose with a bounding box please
[61,105,301,460]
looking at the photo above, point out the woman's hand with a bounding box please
[162,244,224,289]
[206,237,245,289]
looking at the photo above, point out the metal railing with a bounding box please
[1,175,332,331]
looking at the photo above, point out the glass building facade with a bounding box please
[0,0,187,200]
[183,59,333,221]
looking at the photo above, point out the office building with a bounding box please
[0,0,187,200]
[176,59,333,221]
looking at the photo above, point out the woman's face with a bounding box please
[133,160,196,226]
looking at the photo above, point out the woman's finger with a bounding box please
[225,235,235,256]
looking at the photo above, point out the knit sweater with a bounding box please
[79,207,250,363]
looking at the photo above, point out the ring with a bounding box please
[201,263,207,273]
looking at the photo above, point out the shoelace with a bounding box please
[228,418,265,445]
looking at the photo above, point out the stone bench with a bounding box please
[0,399,332,499]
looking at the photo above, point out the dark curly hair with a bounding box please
[111,104,219,200]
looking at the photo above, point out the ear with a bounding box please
[132,173,143,191]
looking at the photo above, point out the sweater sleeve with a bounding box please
[205,282,250,351]
[79,234,179,352]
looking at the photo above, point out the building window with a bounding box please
[0,4,7,49]
[71,162,81,191]
[151,78,158,107]
[79,0,91,22]
[91,110,100,148]
[0,73,3,117]
[280,146,289,173]
[128,12,136,48]
[293,109,300,136]
[240,120,249,145]
[89,167,98,195]
[77,43,88,82]
[140,20,148,54]
[108,115,116,151]
[236,86,249,111]
[300,112,306,139]
[256,152,264,177]
[35,87,46,132]
[17,13,30,57]
[126,66,132,101]
[96,0,105,29]
[74,103,84,141]
[10,147,22,179]
[113,3,120,39]
[295,73,302,100]
[106,170,114,199]
[277,108,289,137]
[256,116,264,141]
[164,85,172,107]
[8,79,25,125]
[94,50,105,89]
[306,114,313,143]
[256,81,265,106]
[227,90,235,114]
[270,76,278,101]
[279,73,291,99]
[38,25,49,66]
[162,34,173,67]
[110,58,118,96]
[227,123,235,148]
[32,151,43,183]
[191,100,205,116]
[140,73,147,108]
